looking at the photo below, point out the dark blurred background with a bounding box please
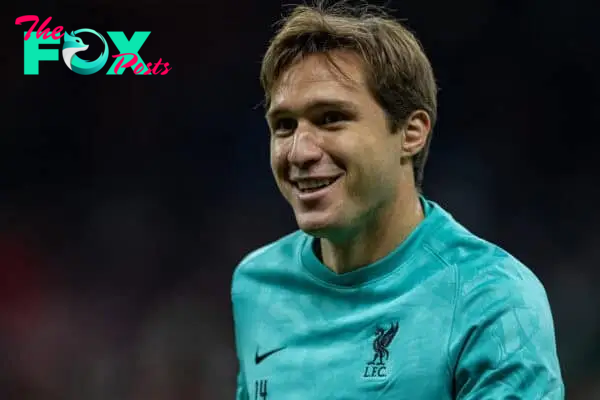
[2,0,599,398]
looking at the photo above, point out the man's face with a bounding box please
[267,51,405,238]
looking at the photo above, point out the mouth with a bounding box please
[290,175,343,200]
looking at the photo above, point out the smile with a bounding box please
[297,177,338,192]
[291,175,343,200]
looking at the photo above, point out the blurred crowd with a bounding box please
[1,171,599,399]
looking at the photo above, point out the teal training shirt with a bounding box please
[231,198,564,399]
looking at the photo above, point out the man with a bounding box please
[231,2,564,399]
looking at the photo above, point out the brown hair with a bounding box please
[260,1,438,189]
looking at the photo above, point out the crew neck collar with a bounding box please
[300,197,444,287]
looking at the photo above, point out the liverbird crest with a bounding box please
[368,322,399,366]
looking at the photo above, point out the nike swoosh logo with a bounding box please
[255,346,286,365]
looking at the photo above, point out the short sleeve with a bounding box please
[449,260,564,399]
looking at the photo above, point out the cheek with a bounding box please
[344,140,396,191]
[270,139,288,175]
[332,132,378,172]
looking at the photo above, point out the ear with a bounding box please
[401,110,431,157]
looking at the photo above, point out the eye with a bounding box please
[318,111,347,127]
[272,118,297,136]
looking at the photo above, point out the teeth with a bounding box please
[297,178,336,190]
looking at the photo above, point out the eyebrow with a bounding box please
[266,99,358,120]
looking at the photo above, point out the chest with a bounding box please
[241,293,454,400]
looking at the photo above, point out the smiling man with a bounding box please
[231,2,564,399]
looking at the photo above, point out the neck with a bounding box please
[319,188,424,275]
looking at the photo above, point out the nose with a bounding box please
[287,124,322,168]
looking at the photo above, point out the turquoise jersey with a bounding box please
[231,198,564,399]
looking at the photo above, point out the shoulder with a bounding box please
[231,230,307,296]
[428,210,563,396]
[425,203,548,308]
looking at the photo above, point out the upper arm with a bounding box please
[450,261,564,399]
[232,270,249,399]
[236,370,249,400]
[233,303,249,400]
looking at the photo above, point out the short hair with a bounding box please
[260,1,438,189]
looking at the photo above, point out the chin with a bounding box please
[294,211,344,238]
